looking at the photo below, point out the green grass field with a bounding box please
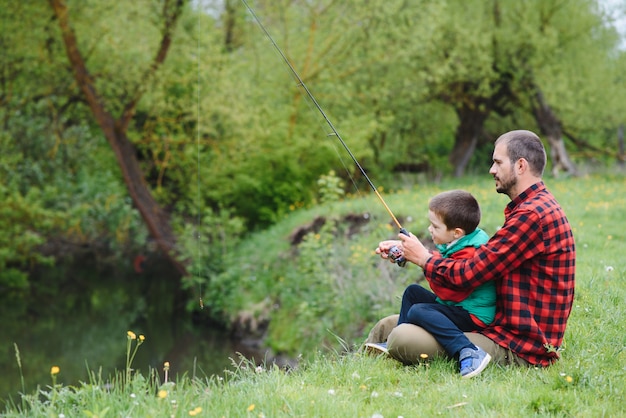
[3,174,625,417]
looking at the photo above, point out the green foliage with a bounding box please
[316,170,345,204]
[0,184,56,293]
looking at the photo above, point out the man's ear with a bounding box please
[516,158,529,174]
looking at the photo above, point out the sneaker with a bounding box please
[459,346,491,378]
[364,342,389,355]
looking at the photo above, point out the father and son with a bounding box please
[363,129,576,378]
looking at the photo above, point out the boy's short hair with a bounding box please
[428,190,481,234]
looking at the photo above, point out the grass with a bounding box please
[3,173,626,417]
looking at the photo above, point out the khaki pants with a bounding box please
[364,315,530,367]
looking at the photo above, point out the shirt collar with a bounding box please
[506,181,545,214]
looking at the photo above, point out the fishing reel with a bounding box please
[388,228,409,267]
[389,245,406,267]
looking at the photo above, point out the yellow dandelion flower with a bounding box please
[164,361,170,370]
[50,366,60,375]
[139,335,145,341]
[565,376,573,383]
[189,407,202,416]
[127,331,137,340]
[247,404,255,412]
[420,353,429,360]
[158,390,168,399]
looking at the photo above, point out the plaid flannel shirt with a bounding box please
[423,182,576,366]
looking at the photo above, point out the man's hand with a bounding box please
[398,231,432,268]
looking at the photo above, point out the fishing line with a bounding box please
[196,4,203,309]
[300,88,364,199]
[242,0,404,232]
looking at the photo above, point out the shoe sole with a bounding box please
[461,352,492,379]
[364,343,389,355]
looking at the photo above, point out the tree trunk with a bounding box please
[48,0,188,278]
[449,103,489,177]
[532,89,577,177]
[618,124,625,167]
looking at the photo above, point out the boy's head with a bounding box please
[427,190,481,245]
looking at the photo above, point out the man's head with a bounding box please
[428,190,481,245]
[490,130,546,198]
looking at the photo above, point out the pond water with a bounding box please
[0,253,266,403]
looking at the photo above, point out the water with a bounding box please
[0,253,266,402]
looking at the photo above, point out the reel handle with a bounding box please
[389,228,409,267]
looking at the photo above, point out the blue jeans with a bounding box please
[398,283,479,357]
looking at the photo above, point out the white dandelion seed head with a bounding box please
[605,266,614,272]
[371,391,379,398]
[328,389,336,395]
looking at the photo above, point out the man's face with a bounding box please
[489,141,517,196]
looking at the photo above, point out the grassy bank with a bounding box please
[3,174,625,416]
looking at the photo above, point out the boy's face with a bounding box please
[428,210,460,246]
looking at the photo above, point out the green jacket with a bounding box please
[435,228,496,325]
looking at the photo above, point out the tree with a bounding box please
[400,0,624,176]
[48,0,188,277]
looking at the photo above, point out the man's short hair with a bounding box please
[496,130,547,176]
[428,190,481,234]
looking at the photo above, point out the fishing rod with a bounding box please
[242,0,409,266]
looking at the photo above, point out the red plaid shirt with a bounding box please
[423,182,575,366]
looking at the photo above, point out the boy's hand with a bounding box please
[398,232,432,268]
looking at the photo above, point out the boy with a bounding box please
[366,190,494,378]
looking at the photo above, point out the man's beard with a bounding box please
[495,171,517,196]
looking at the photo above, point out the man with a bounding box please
[370,130,576,371]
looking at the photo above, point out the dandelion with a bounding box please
[247,404,255,412]
[189,407,202,416]
[50,366,60,386]
[420,353,429,360]
[164,361,170,383]
[328,389,336,395]
[255,366,263,373]
[126,331,146,382]
[565,375,573,383]
[606,266,614,272]
[158,390,168,399]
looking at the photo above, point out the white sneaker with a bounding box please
[364,342,389,355]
